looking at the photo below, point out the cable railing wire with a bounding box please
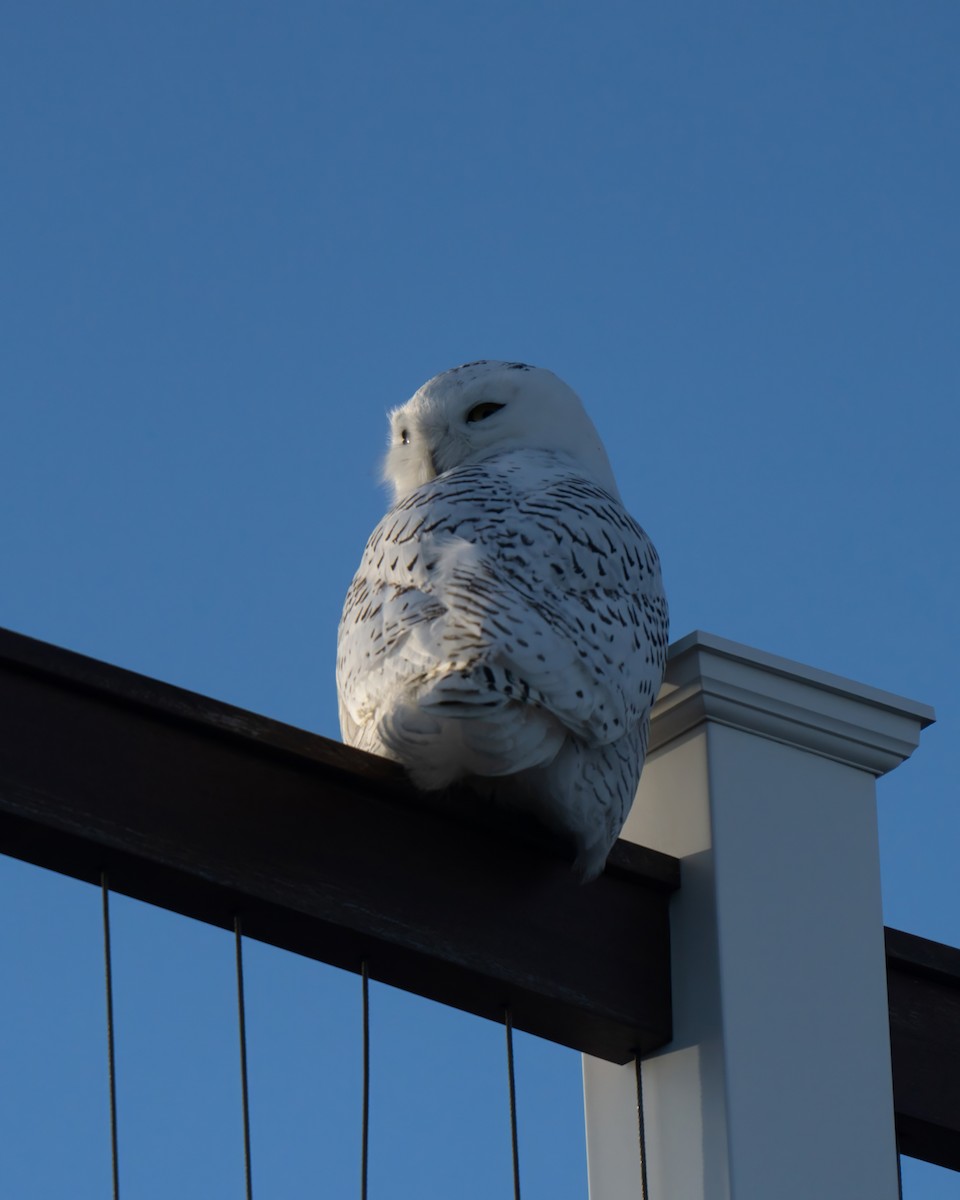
[100,872,121,1200]
[895,1129,903,1200]
[635,1055,649,1200]
[234,916,254,1200]
[93,861,640,1200]
[504,1008,521,1200]
[361,960,370,1200]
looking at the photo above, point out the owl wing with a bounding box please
[336,565,448,752]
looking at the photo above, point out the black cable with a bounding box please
[895,1129,903,1200]
[234,916,254,1200]
[100,873,120,1200]
[361,961,370,1200]
[634,1055,649,1200]
[504,1008,521,1200]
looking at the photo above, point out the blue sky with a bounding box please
[1,3,957,1196]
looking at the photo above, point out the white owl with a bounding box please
[337,360,668,880]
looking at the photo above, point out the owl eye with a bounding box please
[465,402,505,424]
[400,429,410,445]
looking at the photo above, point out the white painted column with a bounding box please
[583,632,934,1200]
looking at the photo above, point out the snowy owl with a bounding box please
[337,360,668,880]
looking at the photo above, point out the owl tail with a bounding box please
[375,667,564,788]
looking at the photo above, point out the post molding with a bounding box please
[585,631,936,1200]
[649,630,935,776]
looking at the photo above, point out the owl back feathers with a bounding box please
[337,443,668,879]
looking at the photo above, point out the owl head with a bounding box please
[383,360,622,504]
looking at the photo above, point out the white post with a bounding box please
[583,632,934,1200]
